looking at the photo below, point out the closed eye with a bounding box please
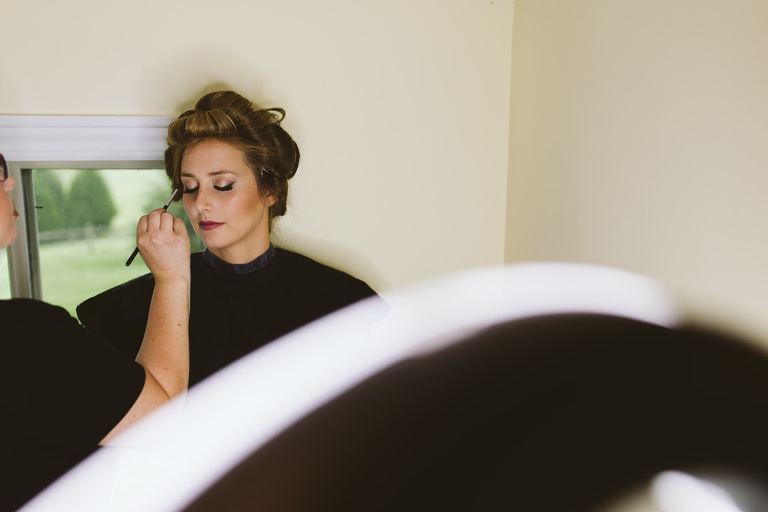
[182,183,233,194]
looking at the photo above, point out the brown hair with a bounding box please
[164,90,300,231]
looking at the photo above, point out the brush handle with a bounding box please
[125,247,141,266]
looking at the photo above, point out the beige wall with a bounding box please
[9,0,765,344]
[507,0,768,342]
[1,0,514,295]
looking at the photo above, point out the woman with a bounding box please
[0,153,191,510]
[77,91,384,386]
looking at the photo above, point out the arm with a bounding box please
[101,209,191,444]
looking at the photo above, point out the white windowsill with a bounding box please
[0,115,175,163]
[0,114,175,297]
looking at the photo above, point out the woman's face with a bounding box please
[180,138,275,264]
[0,164,19,250]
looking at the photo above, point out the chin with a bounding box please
[201,237,224,250]
[203,242,233,257]
[0,229,17,249]
[197,234,220,249]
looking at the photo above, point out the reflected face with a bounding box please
[180,138,275,264]
[0,167,18,250]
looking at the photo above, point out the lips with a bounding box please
[199,221,224,231]
[13,210,18,218]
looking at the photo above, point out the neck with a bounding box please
[203,244,275,275]
[208,239,272,265]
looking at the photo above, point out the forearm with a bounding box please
[136,276,191,399]
[100,211,190,445]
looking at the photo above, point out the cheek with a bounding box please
[226,194,253,217]
[182,197,195,217]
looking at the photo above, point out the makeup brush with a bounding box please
[125,188,180,266]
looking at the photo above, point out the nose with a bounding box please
[194,186,212,213]
[2,175,16,191]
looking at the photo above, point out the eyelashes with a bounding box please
[182,183,234,194]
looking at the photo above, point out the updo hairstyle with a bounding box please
[164,90,300,230]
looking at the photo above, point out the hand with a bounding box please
[136,209,191,283]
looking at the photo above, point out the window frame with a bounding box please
[0,115,174,298]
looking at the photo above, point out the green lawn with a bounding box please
[0,229,154,316]
[37,229,154,316]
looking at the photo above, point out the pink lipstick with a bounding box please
[199,221,224,231]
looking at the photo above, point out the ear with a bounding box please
[264,193,277,208]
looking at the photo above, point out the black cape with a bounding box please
[2,298,145,511]
[77,248,384,386]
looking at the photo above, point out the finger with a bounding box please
[158,210,175,231]
[173,217,187,233]
[146,208,166,230]
[137,214,149,234]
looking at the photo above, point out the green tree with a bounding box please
[33,170,67,232]
[67,170,117,229]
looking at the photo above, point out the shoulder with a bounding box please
[76,272,156,335]
[269,248,384,316]
[2,298,73,326]
[77,273,155,312]
[273,248,375,292]
[4,298,114,362]
[273,247,355,276]
[84,272,156,300]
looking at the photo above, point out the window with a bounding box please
[30,167,190,315]
[0,115,178,313]
[0,247,10,299]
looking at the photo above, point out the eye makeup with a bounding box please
[182,182,234,194]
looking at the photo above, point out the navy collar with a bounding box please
[202,245,276,274]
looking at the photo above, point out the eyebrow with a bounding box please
[180,169,235,178]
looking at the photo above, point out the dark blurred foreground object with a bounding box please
[183,313,768,512]
[21,263,768,512]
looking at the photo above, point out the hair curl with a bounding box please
[164,90,300,231]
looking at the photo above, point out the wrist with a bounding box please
[153,274,191,290]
